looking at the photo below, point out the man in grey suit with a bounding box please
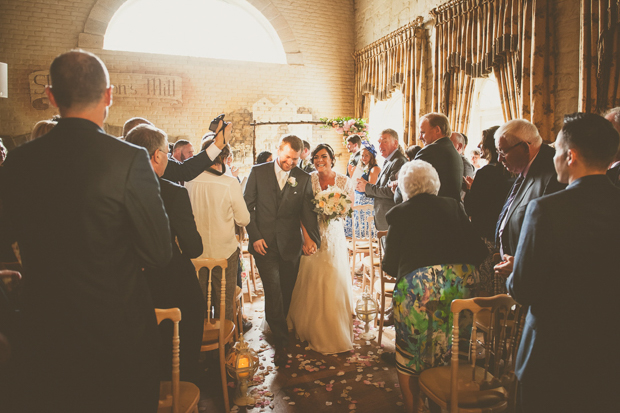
[507,113,620,412]
[244,135,320,363]
[356,129,407,231]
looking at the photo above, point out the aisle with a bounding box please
[197,276,402,413]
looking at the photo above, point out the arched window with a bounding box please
[104,0,287,64]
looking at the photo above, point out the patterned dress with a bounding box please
[344,171,376,239]
[392,264,475,376]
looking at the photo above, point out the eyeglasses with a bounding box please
[497,141,527,158]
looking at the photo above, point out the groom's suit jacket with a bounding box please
[244,162,320,261]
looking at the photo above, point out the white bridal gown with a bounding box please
[287,172,354,354]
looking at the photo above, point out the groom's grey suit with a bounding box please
[244,161,320,347]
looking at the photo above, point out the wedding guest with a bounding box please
[383,160,487,413]
[493,119,565,278]
[470,148,483,169]
[31,119,57,140]
[604,107,620,187]
[171,139,194,163]
[125,124,205,385]
[186,137,250,322]
[0,138,6,166]
[464,126,514,295]
[225,152,240,180]
[121,116,227,186]
[395,113,463,204]
[344,141,379,238]
[299,140,315,173]
[256,151,272,164]
[346,134,362,177]
[0,50,172,412]
[405,144,421,161]
[507,113,620,412]
[356,128,407,231]
[450,132,475,178]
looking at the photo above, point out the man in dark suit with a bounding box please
[0,50,172,412]
[493,119,565,277]
[604,107,620,187]
[507,113,620,412]
[415,114,464,202]
[356,128,407,231]
[299,139,316,173]
[122,116,224,185]
[244,135,320,362]
[125,124,205,385]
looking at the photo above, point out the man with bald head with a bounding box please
[0,50,172,412]
[493,119,565,277]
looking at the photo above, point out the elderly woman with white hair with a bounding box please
[382,160,487,413]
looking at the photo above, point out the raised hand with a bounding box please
[214,120,233,150]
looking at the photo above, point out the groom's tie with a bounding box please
[277,170,288,190]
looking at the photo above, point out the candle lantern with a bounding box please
[355,287,378,340]
[225,334,259,406]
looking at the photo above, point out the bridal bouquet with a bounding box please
[312,186,353,222]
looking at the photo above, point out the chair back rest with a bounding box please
[155,308,182,413]
[192,258,228,324]
[351,204,374,243]
[367,224,387,277]
[449,294,525,410]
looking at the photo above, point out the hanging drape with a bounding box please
[353,18,427,146]
[580,0,620,113]
[431,0,556,141]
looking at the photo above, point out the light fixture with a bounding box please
[355,287,378,340]
[0,63,7,98]
[225,334,259,406]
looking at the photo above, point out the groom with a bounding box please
[244,135,320,360]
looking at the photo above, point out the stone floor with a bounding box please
[196,274,404,413]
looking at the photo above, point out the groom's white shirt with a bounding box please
[274,158,290,190]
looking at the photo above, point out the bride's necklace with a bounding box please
[318,171,336,190]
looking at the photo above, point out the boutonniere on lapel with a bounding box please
[287,177,298,187]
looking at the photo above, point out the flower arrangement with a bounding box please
[320,117,369,146]
[312,185,353,222]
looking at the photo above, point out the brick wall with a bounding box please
[0,0,356,174]
[355,0,581,140]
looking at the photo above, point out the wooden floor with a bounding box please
[196,275,404,413]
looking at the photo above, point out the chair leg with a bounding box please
[249,255,258,292]
[377,291,386,345]
[219,345,230,413]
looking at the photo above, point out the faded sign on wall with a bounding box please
[29,71,183,110]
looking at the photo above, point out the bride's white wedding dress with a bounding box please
[287,172,354,354]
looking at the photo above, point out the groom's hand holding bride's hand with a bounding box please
[253,239,268,256]
[302,239,317,256]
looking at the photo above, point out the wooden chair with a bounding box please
[419,294,525,413]
[192,258,236,413]
[369,230,395,346]
[155,308,200,413]
[348,204,375,282]
[360,217,381,294]
[239,228,259,303]
[234,285,244,341]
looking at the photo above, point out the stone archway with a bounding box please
[78,0,303,65]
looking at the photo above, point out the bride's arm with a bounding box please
[301,222,317,255]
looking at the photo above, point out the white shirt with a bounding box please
[186,170,250,259]
[274,159,290,190]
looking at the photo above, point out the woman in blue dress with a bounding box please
[344,141,380,238]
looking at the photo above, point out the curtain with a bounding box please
[431,0,556,140]
[354,18,428,146]
[580,0,620,113]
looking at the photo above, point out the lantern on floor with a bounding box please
[225,334,259,406]
[355,287,378,340]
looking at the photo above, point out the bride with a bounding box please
[287,143,354,354]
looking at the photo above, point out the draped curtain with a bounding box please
[431,0,556,141]
[580,0,620,113]
[354,18,427,146]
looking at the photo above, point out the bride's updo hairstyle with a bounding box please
[398,160,440,202]
[311,143,336,167]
